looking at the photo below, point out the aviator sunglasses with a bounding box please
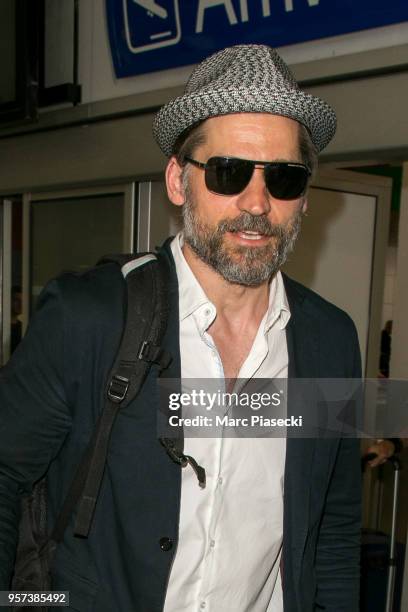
[184,156,311,200]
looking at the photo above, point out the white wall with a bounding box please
[283,171,391,376]
[283,187,376,371]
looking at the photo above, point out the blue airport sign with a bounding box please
[106,1,408,78]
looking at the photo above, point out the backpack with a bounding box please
[10,250,187,610]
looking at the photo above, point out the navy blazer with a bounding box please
[0,241,361,611]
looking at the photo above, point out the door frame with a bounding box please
[315,169,392,531]
[22,183,135,333]
[315,169,391,379]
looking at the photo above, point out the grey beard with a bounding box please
[182,197,302,287]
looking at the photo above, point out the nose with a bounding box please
[236,166,271,216]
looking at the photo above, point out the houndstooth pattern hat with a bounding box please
[153,44,336,156]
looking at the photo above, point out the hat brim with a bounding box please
[153,86,336,157]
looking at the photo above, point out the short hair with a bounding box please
[172,116,318,178]
[173,122,207,165]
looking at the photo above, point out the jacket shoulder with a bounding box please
[282,273,361,377]
[31,264,128,374]
[52,263,126,324]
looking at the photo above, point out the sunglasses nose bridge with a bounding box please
[236,163,271,215]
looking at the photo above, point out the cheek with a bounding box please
[191,187,238,224]
[268,201,303,225]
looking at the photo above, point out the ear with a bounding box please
[165,156,186,207]
[301,197,308,215]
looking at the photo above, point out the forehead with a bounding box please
[198,113,301,160]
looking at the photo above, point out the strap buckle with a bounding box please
[107,375,129,403]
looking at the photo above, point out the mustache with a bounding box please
[217,212,289,236]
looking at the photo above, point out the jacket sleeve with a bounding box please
[314,323,362,611]
[0,280,73,588]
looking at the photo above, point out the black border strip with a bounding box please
[0,0,39,126]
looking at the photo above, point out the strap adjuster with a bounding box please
[107,375,130,403]
[138,341,172,371]
[138,341,152,361]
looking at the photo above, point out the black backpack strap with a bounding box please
[50,252,171,542]
[160,438,206,488]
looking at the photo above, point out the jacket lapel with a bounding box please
[157,240,183,455]
[159,239,181,380]
[282,275,319,606]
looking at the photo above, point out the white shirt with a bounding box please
[164,234,291,612]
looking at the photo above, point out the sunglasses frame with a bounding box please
[184,155,311,200]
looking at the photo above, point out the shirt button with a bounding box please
[200,603,206,609]
[159,537,173,551]
[210,539,215,548]
[218,477,223,485]
[204,308,211,316]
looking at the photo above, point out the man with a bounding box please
[0,45,361,611]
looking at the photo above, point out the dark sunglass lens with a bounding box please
[205,157,253,195]
[265,165,309,200]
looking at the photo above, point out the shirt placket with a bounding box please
[193,325,226,612]
[192,308,281,611]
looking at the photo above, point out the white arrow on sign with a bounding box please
[133,0,168,19]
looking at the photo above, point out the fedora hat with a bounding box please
[153,44,336,156]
